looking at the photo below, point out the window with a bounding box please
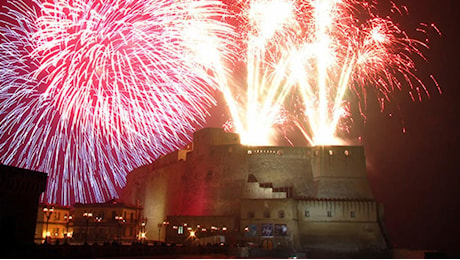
[274,224,287,236]
[350,211,356,218]
[263,210,270,218]
[278,210,285,219]
[305,210,310,217]
[112,211,116,219]
[327,210,332,217]
[178,226,184,235]
[247,211,255,219]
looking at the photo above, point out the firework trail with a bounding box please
[0,0,234,205]
[222,0,440,145]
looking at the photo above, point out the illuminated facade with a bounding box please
[122,128,389,256]
[35,204,72,244]
[72,199,143,244]
[35,204,73,244]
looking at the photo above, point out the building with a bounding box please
[0,164,47,247]
[72,199,143,245]
[164,215,238,246]
[34,204,73,244]
[121,128,389,256]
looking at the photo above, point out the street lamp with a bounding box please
[139,217,148,243]
[115,215,124,244]
[83,211,93,245]
[43,206,54,244]
[157,220,169,242]
[189,230,196,245]
[64,214,73,244]
[94,216,103,245]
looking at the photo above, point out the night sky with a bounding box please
[363,0,460,253]
[1,0,459,254]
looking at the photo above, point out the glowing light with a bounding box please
[0,0,234,205]
[222,0,439,146]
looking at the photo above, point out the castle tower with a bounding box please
[311,145,374,199]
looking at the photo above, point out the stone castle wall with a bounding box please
[297,199,386,251]
[311,146,374,199]
[121,128,386,251]
[247,147,314,198]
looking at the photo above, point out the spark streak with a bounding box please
[222,0,439,145]
[0,0,234,205]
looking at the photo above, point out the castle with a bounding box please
[121,127,389,256]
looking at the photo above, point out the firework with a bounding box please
[0,0,234,205]
[222,0,440,145]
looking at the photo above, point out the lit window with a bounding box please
[328,150,334,156]
[344,150,350,156]
[305,210,310,217]
[178,226,184,235]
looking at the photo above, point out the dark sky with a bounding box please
[362,0,460,253]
